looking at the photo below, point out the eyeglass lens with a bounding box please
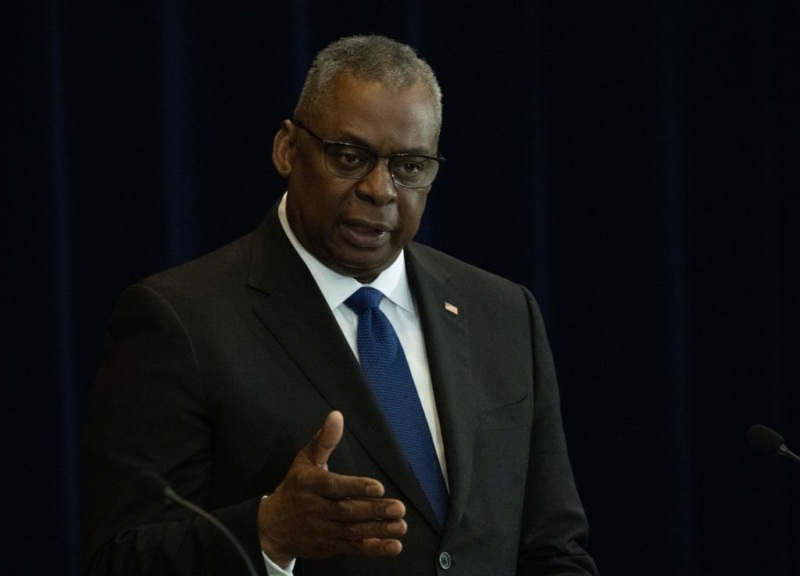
[324,143,439,188]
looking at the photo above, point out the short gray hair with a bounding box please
[295,35,443,130]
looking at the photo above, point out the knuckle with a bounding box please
[292,466,315,489]
[370,500,387,518]
[321,474,339,496]
[340,522,360,540]
[341,539,364,556]
[331,498,353,519]
[375,521,393,537]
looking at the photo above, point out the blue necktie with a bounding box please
[345,287,449,528]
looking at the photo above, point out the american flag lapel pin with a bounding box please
[444,302,459,315]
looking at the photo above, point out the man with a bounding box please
[84,35,598,575]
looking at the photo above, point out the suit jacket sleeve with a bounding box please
[516,287,598,575]
[83,283,267,576]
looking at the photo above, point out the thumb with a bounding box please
[306,410,344,469]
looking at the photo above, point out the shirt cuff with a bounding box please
[262,551,296,576]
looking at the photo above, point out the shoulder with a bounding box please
[406,241,533,301]
[133,208,292,302]
[405,241,546,340]
[104,231,254,326]
[139,232,254,298]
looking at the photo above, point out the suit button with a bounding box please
[438,551,452,569]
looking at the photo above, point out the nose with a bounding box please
[354,158,397,205]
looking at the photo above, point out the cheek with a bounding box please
[399,193,429,235]
[293,178,349,225]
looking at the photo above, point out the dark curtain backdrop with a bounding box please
[6,1,799,575]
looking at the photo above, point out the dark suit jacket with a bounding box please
[83,206,597,575]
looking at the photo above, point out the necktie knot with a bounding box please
[345,287,384,315]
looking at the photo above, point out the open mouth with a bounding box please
[341,221,390,248]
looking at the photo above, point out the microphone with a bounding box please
[139,469,259,576]
[747,424,800,465]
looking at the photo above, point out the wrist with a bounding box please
[258,494,294,568]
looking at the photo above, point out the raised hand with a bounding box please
[257,411,407,567]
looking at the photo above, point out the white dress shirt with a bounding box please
[261,195,448,576]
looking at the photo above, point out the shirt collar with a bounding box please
[277,193,415,313]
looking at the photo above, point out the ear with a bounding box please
[272,119,296,178]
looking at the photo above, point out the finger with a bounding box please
[299,412,385,498]
[340,537,403,557]
[307,411,344,468]
[329,498,406,521]
[334,518,407,542]
[306,468,385,500]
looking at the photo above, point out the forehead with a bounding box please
[312,73,440,154]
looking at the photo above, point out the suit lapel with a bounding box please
[245,210,441,529]
[406,244,478,534]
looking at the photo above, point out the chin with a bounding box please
[333,260,386,283]
[331,249,395,277]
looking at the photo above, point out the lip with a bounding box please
[340,219,392,248]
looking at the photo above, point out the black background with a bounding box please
[5,1,800,574]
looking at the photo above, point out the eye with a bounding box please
[393,158,427,177]
[327,145,372,173]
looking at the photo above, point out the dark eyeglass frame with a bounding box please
[292,119,445,189]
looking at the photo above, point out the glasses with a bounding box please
[292,119,445,189]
